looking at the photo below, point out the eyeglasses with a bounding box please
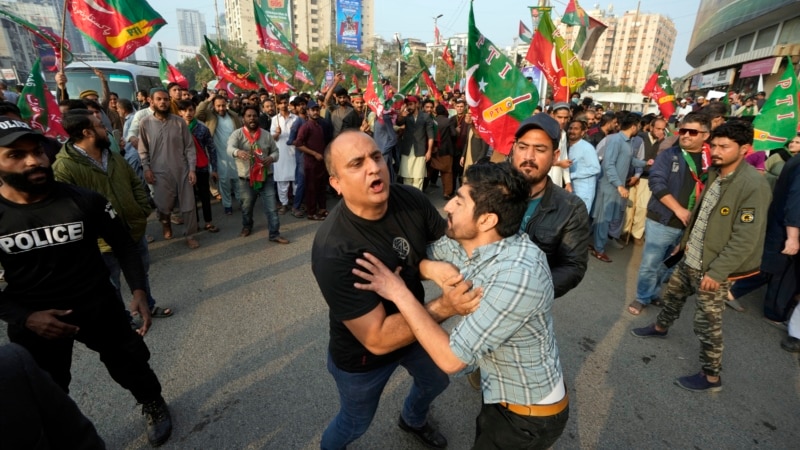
[678,128,707,136]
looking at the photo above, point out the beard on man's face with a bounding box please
[0,166,55,195]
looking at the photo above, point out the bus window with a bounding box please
[65,69,136,101]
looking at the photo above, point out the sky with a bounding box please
[153,0,701,77]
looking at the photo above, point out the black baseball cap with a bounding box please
[0,116,45,147]
[515,113,560,142]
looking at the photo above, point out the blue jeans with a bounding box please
[321,344,449,450]
[293,151,306,210]
[635,219,684,303]
[219,177,239,209]
[102,235,156,312]
[238,176,281,239]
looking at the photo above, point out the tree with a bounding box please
[174,39,250,90]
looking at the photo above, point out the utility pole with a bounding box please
[394,33,402,88]
[214,0,221,48]
[432,14,443,82]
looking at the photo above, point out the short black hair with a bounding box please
[167,82,180,91]
[62,109,94,142]
[703,102,727,120]
[463,161,529,238]
[568,119,587,131]
[176,100,194,111]
[422,99,434,107]
[241,105,260,117]
[681,112,710,131]
[137,89,148,97]
[619,113,640,131]
[117,98,134,114]
[82,99,102,111]
[59,99,87,111]
[710,120,753,146]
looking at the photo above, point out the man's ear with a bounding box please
[329,175,340,195]
[478,212,499,233]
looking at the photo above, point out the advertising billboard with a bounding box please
[336,0,362,52]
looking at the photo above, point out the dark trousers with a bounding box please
[7,286,163,404]
[194,169,212,224]
[0,343,106,449]
[304,156,328,216]
[473,403,569,450]
[731,255,798,322]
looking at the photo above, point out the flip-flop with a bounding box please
[161,223,173,240]
[628,301,645,316]
[204,224,220,233]
[151,306,173,318]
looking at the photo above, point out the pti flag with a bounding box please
[641,61,676,119]
[159,55,188,89]
[17,59,68,142]
[204,36,260,90]
[525,7,585,102]
[518,20,532,44]
[253,1,309,62]
[345,55,371,72]
[442,39,455,69]
[364,52,386,120]
[256,62,294,94]
[753,58,799,151]
[0,9,73,69]
[466,3,538,156]
[294,62,315,85]
[417,55,441,101]
[68,0,166,62]
[274,62,293,81]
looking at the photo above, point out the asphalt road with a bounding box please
[2,191,799,449]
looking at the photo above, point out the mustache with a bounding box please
[24,167,49,177]
[519,160,538,169]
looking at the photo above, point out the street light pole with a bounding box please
[394,32,401,88]
[432,14,443,82]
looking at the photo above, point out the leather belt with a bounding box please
[498,393,569,417]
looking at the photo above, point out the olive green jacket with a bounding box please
[52,142,152,253]
[680,162,772,282]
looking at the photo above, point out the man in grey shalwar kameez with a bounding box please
[138,88,200,249]
[591,113,648,262]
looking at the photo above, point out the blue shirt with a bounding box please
[428,233,563,405]
[370,111,398,155]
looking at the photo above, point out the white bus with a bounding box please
[63,61,162,102]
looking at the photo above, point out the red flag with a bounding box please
[204,36,260,90]
[417,56,442,101]
[345,55,371,72]
[434,24,441,45]
[364,53,386,120]
[18,59,68,142]
[159,55,188,89]
[215,80,236,97]
[641,62,676,118]
[256,62,294,94]
[442,39,455,69]
[67,0,166,62]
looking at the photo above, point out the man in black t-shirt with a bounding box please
[0,117,172,447]
[312,131,479,449]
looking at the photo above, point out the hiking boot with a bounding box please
[675,372,722,393]
[631,323,668,338]
[398,416,447,448]
[142,399,172,447]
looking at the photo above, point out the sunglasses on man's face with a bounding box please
[678,128,707,137]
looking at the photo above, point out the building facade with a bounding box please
[558,6,676,91]
[225,0,374,57]
[177,9,207,54]
[681,0,800,98]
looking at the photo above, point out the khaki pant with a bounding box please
[624,178,651,240]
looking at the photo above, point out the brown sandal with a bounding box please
[628,301,645,316]
[186,237,200,249]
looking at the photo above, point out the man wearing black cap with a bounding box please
[0,116,173,447]
[512,113,590,297]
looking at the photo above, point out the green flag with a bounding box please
[17,59,68,142]
[274,62,292,81]
[467,3,539,155]
[753,58,799,151]
[401,40,413,61]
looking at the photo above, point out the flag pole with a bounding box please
[59,0,68,100]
